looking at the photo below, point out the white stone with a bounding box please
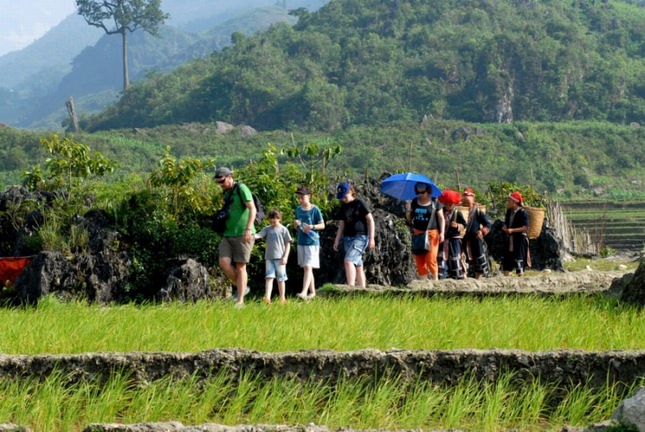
[612,386,645,431]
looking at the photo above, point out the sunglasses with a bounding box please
[216,177,226,184]
[416,189,428,194]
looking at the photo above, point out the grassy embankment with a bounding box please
[0,295,643,431]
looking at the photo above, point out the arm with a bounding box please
[333,220,345,251]
[509,211,529,234]
[437,209,445,242]
[405,201,412,223]
[366,213,376,249]
[243,199,256,242]
[281,241,291,265]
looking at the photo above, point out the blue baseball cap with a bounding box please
[336,182,351,199]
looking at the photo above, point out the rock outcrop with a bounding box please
[612,386,645,431]
[620,259,645,306]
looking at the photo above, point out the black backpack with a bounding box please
[235,182,265,224]
[211,182,264,234]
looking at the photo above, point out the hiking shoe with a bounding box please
[296,292,308,301]
[230,287,251,300]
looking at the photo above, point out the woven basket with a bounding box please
[525,206,545,240]
[455,204,487,223]
[455,205,487,236]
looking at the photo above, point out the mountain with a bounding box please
[83,0,645,132]
[0,0,328,129]
[0,14,102,90]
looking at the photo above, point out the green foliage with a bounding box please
[600,245,617,257]
[22,134,117,191]
[486,181,547,218]
[82,0,645,131]
[148,146,216,219]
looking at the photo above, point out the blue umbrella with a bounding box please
[380,173,442,201]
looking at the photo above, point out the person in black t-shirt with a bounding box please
[333,182,375,287]
[405,182,445,280]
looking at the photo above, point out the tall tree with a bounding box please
[75,0,169,90]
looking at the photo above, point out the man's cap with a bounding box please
[336,182,351,199]
[214,167,232,178]
[296,185,311,195]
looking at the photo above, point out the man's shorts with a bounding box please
[297,245,320,268]
[343,235,368,266]
[265,259,288,281]
[219,236,254,264]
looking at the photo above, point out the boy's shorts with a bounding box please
[265,259,287,281]
[219,236,254,264]
[297,245,320,268]
[343,235,368,266]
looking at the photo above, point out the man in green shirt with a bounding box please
[214,167,256,306]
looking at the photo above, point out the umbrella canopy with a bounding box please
[380,173,442,201]
[438,189,462,205]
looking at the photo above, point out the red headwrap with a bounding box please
[438,189,462,204]
[508,191,523,206]
[463,188,475,197]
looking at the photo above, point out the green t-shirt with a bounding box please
[224,183,256,237]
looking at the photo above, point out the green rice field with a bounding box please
[1,293,643,431]
[561,200,645,251]
[0,295,643,354]
[1,367,640,432]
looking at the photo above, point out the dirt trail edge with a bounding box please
[321,270,628,296]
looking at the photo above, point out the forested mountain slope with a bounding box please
[84,0,645,131]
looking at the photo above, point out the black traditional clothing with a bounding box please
[462,206,492,277]
[502,207,530,274]
[438,207,467,279]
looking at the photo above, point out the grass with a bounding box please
[563,256,641,272]
[0,294,643,354]
[0,368,640,432]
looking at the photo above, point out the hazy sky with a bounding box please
[0,0,76,56]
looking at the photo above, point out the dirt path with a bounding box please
[322,270,628,296]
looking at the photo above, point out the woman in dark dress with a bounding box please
[502,191,530,276]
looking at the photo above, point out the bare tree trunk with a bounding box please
[122,30,129,90]
[65,97,79,133]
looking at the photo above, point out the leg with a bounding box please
[219,256,237,286]
[300,266,313,297]
[234,262,248,304]
[264,277,274,303]
[414,254,428,279]
[427,230,440,280]
[277,280,286,303]
[355,265,366,288]
[344,260,357,286]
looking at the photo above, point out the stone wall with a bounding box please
[1,349,643,393]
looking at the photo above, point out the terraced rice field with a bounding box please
[561,200,645,251]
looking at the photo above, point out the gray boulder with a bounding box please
[215,121,234,135]
[239,125,257,137]
[157,258,212,302]
[620,259,645,306]
[612,386,645,431]
[14,210,131,305]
